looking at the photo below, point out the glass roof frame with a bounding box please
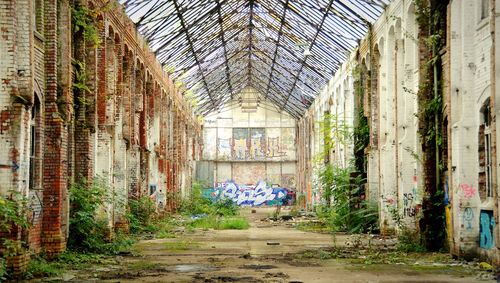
[121,0,391,118]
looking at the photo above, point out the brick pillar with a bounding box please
[42,0,67,257]
[74,0,97,182]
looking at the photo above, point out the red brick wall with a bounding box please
[0,0,202,260]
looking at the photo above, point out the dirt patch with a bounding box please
[192,274,264,282]
[69,208,492,283]
[99,267,172,280]
[238,264,277,270]
[264,271,290,279]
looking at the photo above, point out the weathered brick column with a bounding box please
[41,0,67,257]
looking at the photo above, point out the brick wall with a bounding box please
[0,0,202,261]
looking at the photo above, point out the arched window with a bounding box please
[478,98,492,199]
[29,96,41,190]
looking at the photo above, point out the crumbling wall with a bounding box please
[0,0,202,258]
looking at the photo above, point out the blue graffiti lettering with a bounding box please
[205,180,291,207]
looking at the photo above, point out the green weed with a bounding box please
[218,217,250,230]
[68,177,134,254]
[163,240,199,251]
[25,251,107,279]
[26,256,62,279]
[127,196,157,234]
[396,227,427,253]
[188,215,249,230]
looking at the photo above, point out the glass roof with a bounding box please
[120,0,391,118]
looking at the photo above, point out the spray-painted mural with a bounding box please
[211,127,295,161]
[233,128,249,160]
[480,210,495,249]
[205,180,293,206]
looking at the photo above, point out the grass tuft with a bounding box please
[188,215,249,230]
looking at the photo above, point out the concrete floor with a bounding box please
[70,208,494,283]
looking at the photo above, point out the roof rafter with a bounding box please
[120,0,390,117]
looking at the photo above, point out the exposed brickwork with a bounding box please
[0,0,202,271]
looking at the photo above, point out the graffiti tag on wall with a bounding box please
[206,180,289,206]
[403,193,417,217]
[29,190,42,225]
[459,184,477,199]
[480,210,495,249]
[462,207,474,230]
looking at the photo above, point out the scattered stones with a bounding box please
[264,271,289,279]
[240,253,252,259]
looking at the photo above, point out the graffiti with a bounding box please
[217,138,231,159]
[216,136,289,159]
[462,207,474,230]
[148,184,166,209]
[207,180,290,206]
[210,127,295,161]
[480,210,495,249]
[281,174,296,188]
[403,193,417,217]
[156,190,166,210]
[459,184,477,199]
[233,128,249,160]
[149,184,157,196]
[267,137,284,157]
[250,128,266,159]
[381,194,395,206]
[29,191,42,225]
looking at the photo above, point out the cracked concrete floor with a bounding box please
[72,208,494,283]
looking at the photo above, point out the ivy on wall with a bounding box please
[71,2,101,132]
[352,63,369,175]
[72,5,101,47]
[414,0,448,252]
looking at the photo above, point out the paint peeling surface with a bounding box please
[205,180,293,206]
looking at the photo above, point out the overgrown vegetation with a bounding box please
[352,62,370,175]
[180,181,238,217]
[188,215,249,230]
[68,178,134,254]
[127,196,157,234]
[180,181,247,230]
[413,0,448,251]
[291,246,462,270]
[386,205,427,253]
[0,192,31,280]
[315,164,378,233]
[313,112,378,234]
[26,251,107,279]
[72,5,101,47]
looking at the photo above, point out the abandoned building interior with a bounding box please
[1,0,500,281]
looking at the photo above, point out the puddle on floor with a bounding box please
[170,264,219,273]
